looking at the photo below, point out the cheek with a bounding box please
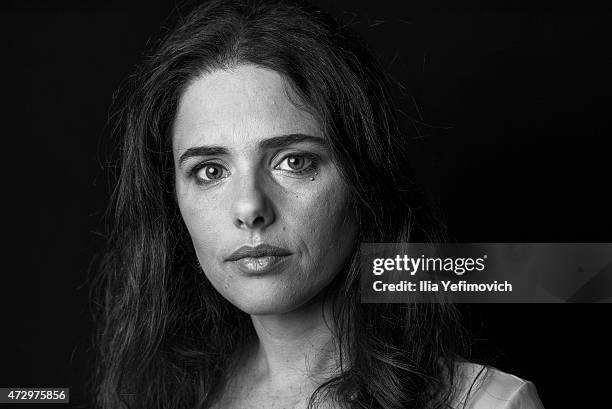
[176,187,223,257]
[292,183,356,266]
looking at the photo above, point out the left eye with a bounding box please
[275,154,314,172]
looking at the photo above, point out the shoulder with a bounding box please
[450,361,545,409]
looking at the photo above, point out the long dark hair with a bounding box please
[92,1,468,408]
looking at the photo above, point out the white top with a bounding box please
[452,362,545,409]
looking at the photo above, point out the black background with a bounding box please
[2,0,611,407]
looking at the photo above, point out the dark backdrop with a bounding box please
[2,0,611,407]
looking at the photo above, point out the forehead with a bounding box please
[172,65,321,151]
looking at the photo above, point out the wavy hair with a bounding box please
[92,0,468,408]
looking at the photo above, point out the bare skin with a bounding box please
[172,65,356,408]
[207,289,342,409]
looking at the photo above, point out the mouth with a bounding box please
[225,244,292,274]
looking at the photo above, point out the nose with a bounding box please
[231,172,276,230]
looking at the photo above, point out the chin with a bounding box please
[223,287,316,316]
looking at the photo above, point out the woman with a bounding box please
[92,0,544,408]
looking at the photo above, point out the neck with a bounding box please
[248,294,340,389]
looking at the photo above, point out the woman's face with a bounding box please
[173,65,358,315]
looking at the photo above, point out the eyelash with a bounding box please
[188,153,319,185]
[189,161,229,185]
[274,152,319,176]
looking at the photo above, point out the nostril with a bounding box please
[236,215,266,228]
[251,215,266,227]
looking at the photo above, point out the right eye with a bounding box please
[193,163,230,184]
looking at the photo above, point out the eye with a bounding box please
[275,153,316,174]
[193,163,229,184]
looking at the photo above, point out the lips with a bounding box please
[225,244,292,261]
[225,244,292,274]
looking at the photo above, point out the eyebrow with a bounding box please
[177,133,326,167]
